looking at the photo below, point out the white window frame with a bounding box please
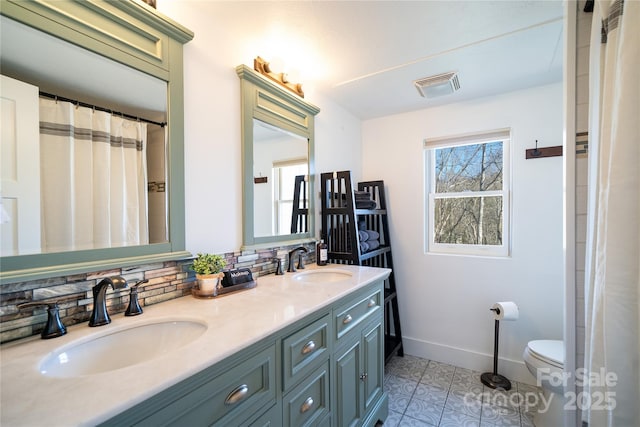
[272,159,307,235]
[424,129,511,257]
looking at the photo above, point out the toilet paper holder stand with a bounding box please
[480,307,512,390]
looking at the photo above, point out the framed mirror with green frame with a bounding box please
[0,0,193,284]
[236,64,320,248]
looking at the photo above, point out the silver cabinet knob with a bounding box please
[368,298,376,307]
[343,314,353,324]
[301,340,316,355]
[300,396,314,413]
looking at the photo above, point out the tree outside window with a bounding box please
[426,130,510,256]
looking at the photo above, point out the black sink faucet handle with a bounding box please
[125,279,148,317]
[272,258,285,275]
[17,301,67,339]
[297,253,306,270]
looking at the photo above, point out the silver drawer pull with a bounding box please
[224,384,249,405]
[300,397,314,413]
[343,314,353,324]
[368,299,377,307]
[301,340,316,355]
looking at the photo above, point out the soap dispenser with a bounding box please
[316,239,328,266]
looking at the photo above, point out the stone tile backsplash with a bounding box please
[0,242,315,344]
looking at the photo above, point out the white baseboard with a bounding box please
[402,336,538,386]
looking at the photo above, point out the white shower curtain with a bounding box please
[39,98,149,252]
[584,0,639,425]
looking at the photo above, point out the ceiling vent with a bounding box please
[414,71,460,98]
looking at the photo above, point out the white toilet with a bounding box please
[523,340,566,427]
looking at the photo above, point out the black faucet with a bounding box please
[17,301,66,339]
[89,276,128,327]
[287,246,308,273]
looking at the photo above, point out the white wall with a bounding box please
[157,1,362,254]
[159,2,563,383]
[362,83,564,383]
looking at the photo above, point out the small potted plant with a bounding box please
[191,253,227,294]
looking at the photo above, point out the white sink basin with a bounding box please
[40,320,207,378]
[292,269,353,284]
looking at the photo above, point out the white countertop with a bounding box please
[0,264,390,426]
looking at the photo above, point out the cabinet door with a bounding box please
[334,340,362,427]
[362,319,384,415]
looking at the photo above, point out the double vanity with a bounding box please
[0,3,391,426]
[1,265,391,426]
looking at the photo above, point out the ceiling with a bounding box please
[2,1,565,122]
[204,0,564,120]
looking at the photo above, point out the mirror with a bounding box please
[0,2,193,283]
[1,16,168,256]
[236,64,320,248]
[253,119,309,238]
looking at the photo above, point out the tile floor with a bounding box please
[383,354,545,427]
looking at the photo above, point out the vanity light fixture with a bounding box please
[254,56,304,98]
[414,71,460,98]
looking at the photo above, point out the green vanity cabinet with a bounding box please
[333,286,386,427]
[102,279,387,427]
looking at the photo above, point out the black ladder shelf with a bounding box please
[320,170,404,363]
[291,175,309,234]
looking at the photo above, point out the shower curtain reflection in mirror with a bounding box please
[39,98,149,252]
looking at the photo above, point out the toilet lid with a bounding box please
[528,340,564,367]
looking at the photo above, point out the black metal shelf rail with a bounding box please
[320,170,404,363]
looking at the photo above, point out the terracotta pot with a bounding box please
[196,273,223,294]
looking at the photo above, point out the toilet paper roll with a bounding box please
[491,301,519,321]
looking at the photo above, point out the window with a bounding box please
[273,160,307,235]
[425,129,510,256]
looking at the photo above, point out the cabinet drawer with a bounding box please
[283,362,330,427]
[138,344,276,427]
[247,403,282,427]
[283,313,331,391]
[334,288,382,343]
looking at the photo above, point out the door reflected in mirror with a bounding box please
[0,17,169,257]
[252,119,309,238]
